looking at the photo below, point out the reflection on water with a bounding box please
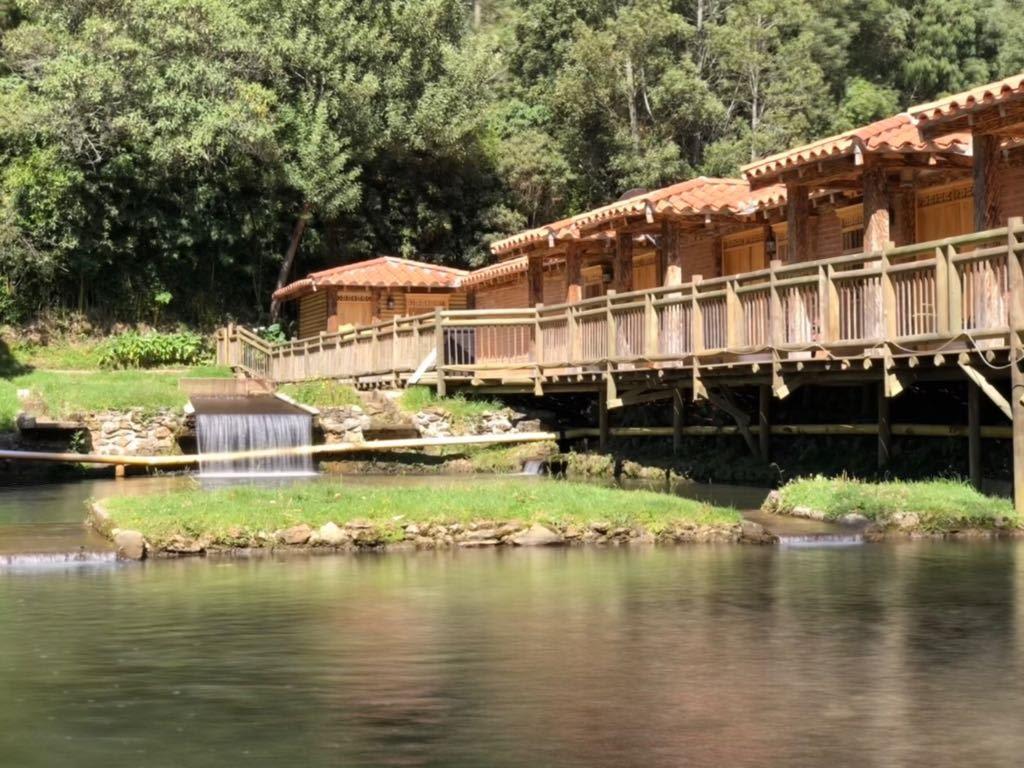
[1,544,1024,767]
[3,476,1024,766]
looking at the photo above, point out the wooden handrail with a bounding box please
[215,224,1024,385]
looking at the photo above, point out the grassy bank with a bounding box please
[98,480,742,547]
[1,365,230,430]
[769,476,1018,533]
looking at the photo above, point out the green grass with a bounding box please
[99,480,741,544]
[9,339,104,370]
[399,386,502,424]
[0,365,231,429]
[774,476,1017,531]
[278,380,362,407]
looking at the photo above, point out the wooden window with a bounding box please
[337,292,374,327]
[722,229,766,275]
[917,181,973,243]
[298,291,328,338]
[405,293,450,316]
[838,204,864,254]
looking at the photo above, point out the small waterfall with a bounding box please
[778,533,864,548]
[196,412,315,477]
[0,552,117,568]
[521,459,545,476]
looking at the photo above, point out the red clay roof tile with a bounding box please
[273,257,467,301]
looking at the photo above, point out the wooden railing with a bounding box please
[217,222,1024,386]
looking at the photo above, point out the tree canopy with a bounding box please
[2,0,1023,326]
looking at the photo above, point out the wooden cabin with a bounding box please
[273,257,468,337]
[476,97,1024,305]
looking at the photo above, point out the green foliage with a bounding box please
[3,0,1024,327]
[774,476,1016,531]
[278,380,361,407]
[98,331,212,369]
[255,324,287,344]
[100,478,742,544]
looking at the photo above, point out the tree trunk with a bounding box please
[625,57,639,150]
[269,204,311,322]
[472,0,482,29]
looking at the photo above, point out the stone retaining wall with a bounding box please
[83,409,184,456]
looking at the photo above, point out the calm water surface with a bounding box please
[2,477,1023,767]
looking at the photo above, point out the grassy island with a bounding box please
[91,480,770,559]
[767,477,1019,535]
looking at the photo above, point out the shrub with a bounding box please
[98,330,212,369]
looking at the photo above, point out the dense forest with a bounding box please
[2,0,1024,326]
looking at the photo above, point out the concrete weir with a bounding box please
[189,393,317,477]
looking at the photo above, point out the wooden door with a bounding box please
[632,252,659,290]
[917,182,973,243]
[337,293,374,327]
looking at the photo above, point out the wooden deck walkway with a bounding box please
[219,222,1023,395]
[217,220,1024,509]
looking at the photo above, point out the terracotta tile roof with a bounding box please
[490,177,784,256]
[273,257,467,301]
[462,256,528,287]
[742,114,971,185]
[911,73,1024,127]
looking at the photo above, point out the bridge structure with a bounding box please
[218,222,1024,511]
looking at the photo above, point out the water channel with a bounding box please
[2,475,1024,766]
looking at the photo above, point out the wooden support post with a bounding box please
[758,384,771,462]
[662,220,683,286]
[1008,217,1024,513]
[528,255,544,306]
[434,308,446,397]
[862,166,890,254]
[598,387,609,451]
[644,292,658,358]
[973,134,1002,231]
[672,388,684,456]
[786,184,810,262]
[769,259,784,347]
[114,464,126,479]
[968,379,982,490]
[877,382,891,470]
[614,233,633,293]
[565,243,583,304]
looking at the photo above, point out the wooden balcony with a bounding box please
[218,221,1024,402]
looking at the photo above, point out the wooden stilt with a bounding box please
[877,382,891,470]
[598,388,609,451]
[672,388,684,456]
[1008,218,1024,514]
[968,379,982,489]
[114,464,126,479]
[758,384,771,462]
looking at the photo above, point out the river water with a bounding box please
[2,477,1024,767]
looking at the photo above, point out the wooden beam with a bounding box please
[614,232,633,292]
[862,166,890,253]
[758,383,771,462]
[786,184,810,262]
[968,379,982,489]
[565,242,583,304]
[598,387,609,451]
[672,388,684,456]
[973,134,1002,231]
[959,361,1012,420]
[877,382,891,469]
[662,220,683,286]
[707,387,759,458]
